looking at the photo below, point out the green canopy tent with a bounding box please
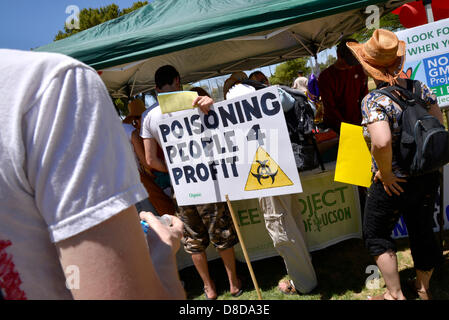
[35,0,410,98]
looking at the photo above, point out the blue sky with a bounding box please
[0,0,140,50]
[0,0,335,93]
[0,0,335,56]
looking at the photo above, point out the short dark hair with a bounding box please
[249,71,263,79]
[155,65,180,89]
[249,71,268,84]
[337,38,358,63]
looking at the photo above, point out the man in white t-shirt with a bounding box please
[0,49,184,300]
[141,65,243,300]
[292,70,308,94]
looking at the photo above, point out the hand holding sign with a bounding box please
[192,95,213,115]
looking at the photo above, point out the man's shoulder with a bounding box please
[320,64,334,76]
[142,104,161,120]
[1,49,99,117]
[318,66,334,85]
[1,49,92,75]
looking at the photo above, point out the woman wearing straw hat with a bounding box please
[347,29,444,300]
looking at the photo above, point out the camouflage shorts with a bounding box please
[177,202,239,254]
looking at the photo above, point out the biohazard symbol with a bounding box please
[251,160,278,184]
[245,147,293,191]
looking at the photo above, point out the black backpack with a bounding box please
[374,80,449,176]
[241,80,324,171]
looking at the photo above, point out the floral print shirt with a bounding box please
[361,81,437,177]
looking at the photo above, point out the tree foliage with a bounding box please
[318,54,337,72]
[54,1,148,41]
[350,12,404,42]
[269,57,311,86]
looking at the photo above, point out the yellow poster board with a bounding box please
[157,91,198,114]
[334,122,372,188]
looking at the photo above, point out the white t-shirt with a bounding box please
[292,76,308,94]
[140,103,191,147]
[226,84,256,100]
[0,49,147,300]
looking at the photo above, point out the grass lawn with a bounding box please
[179,230,449,300]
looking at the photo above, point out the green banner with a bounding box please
[175,169,362,269]
[432,84,449,97]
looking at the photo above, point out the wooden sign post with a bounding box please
[225,194,262,300]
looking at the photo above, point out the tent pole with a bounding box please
[423,0,434,23]
[290,32,315,57]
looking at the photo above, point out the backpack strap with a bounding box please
[410,79,427,106]
[373,86,410,111]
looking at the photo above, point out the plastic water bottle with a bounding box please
[140,215,172,234]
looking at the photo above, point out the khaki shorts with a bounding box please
[177,202,238,254]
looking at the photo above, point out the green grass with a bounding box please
[179,230,449,300]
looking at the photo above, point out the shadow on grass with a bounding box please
[308,238,372,300]
[179,231,449,300]
[179,256,288,300]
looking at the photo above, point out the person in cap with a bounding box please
[318,39,369,134]
[122,99,177,216]
[292,70,308,94]
[347,29,444,300]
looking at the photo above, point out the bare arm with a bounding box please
[367,120,406,196]
[428,103,444,125]
[143,138,168,173]
[131,130,154,174]
[139,211,185,298]
[56,206,184,299]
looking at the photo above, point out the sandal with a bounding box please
[278,279,297,295]
[407,278,432,300]
[231,278,243,297]
[203,286,217,300]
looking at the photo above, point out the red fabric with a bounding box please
[318,64,368,133]
[0,240,27,300]
[394,1,449,28]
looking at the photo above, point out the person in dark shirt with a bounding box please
[318,39,369,134]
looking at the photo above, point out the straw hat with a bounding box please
[346,29,406,85]
[223,71,248,98]
[123,98,146,124]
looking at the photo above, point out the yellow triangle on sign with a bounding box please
[245,146,293,191]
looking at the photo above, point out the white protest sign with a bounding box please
[157,86,302,206]
[396,18,449,107]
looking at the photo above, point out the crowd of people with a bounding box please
[0,28,445,300]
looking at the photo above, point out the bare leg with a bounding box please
[218,247,241,295]
[374,250,406,300]
[411,269,433,300]
[191,252,217,299]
